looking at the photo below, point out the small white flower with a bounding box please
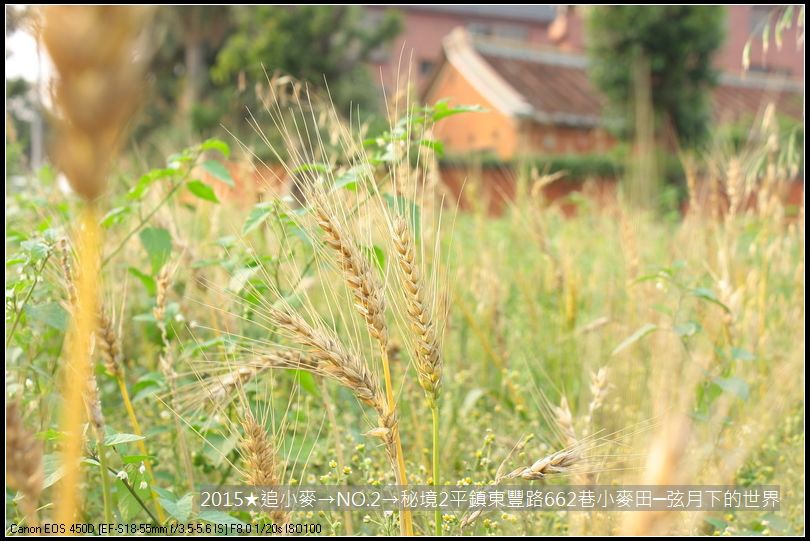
[25,378,34,389]
[139,481,148,490]
[116,470,129,481]
[138,462,146,474]
[160,410,171,420]
[174,313,185,322]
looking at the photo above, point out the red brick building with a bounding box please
[421,28,803,159]
[368,5,804,92]
[366,6,559,93]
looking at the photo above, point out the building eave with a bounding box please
[441,28,535,119]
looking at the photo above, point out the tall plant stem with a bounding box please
[432,404,441,536]
[116,375,166,522]
[379,347,413,536]
[93,425,114,524]
[56,205,101,524]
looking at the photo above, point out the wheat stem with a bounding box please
[155,266,196,493]
[116,374,166,522]
[56,205,101,525]
[431,404,441,536]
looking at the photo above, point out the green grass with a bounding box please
[4,122,805,535]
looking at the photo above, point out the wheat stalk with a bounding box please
[39,6,150,523]
[200,350,319,405]
[241,411,288,526]
[267,306,384,409]
[309,198,413,534]
[6,402,44,526]
[97,309,122,378]
[392,215,442,406]
[552,396,579,449]
[312,197,388,346]
[501,448,580,481]
[460,446,581,529]
[585,367,609,430]
[95,304,166,521]
[152,264,196,491]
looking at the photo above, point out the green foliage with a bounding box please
[587,6,726,146]
[212,6,401,117]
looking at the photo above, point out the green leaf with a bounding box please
[611,323,658,356]
[121,454,154,464]
[20,239,49,260]
[128,267,157,296]
[762,513,790,533]
[228,267,258,294]
[691,287,731,314]
[101,205,133,228]
[25,302,69,331]
[294,370,320,398]
[202,434,239,467]
[704,516,728,532]
[104,433,146,447]
[360,245,386,272]
[243,202,275,234]
[332,164,373,192]
[162,493,194,522]
[673,321,701,337]
[200,138,231,158]
[460,388,487,417]
[187,180,220,203]
[198,510,247,526]
[131,372,165,403]
[292,162,328,175]
[42,453,65,489]
[712,376,749,400]
[430,100,485,121]
[201,160,234,186]
[731,347,756,362]
[127,168,177,201]
[139,227,172,275]
[419,139,445,157]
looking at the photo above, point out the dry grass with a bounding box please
[5,402,44,527]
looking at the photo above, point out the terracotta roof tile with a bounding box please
[480,52,604,123]
[469,37,803,125]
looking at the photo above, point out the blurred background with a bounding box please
[4,7,805,535]
[6,5,804,211]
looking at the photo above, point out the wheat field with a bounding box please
[4,6,805,538]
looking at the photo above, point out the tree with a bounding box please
[586,6,725,147]
[128,7,401,160]
[212,6,401,118]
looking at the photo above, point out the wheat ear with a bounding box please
[502,448,580,481]
[267,306,383,409]
[391,214,444,535]
[585,367,609,430]
[460,446,581,529]
[241,411,288,525]
[41,6,150,523]
[6,403,44,526]
[96,306,166,521]
[552,396,579,449]
[201,350,319,405]
[310,198,414,534]
[392,215,442,406]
